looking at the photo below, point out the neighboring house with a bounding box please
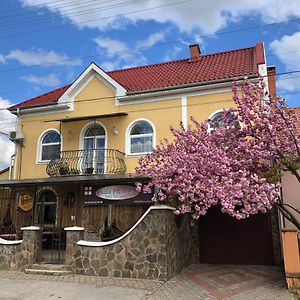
[281,106,300,229]
[0,42,280,270]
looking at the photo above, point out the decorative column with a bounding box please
[64,226,84,266]
[21,226,41,267]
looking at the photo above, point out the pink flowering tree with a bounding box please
[136,80,300,229]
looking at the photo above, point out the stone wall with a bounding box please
[0,244,22,270]
[68,206,193,280]
[0,227,41,271]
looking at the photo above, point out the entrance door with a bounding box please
[198,206,275,265]
[83,124,106,174]
[35,190,65,264]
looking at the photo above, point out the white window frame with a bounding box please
[37,129,62,164]
[125,119,155,156]
[208,109,236,132]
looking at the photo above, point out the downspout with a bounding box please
[13,108,20,180]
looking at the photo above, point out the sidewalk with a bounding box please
[0,264,295,300]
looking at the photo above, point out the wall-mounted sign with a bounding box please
[83,184,153,206]
[17,193,33,212]
[96,185,139,200]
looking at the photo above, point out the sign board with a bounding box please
[17,193,34,212]
[83,185,152,206]
[96,185,139,200]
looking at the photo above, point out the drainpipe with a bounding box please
[13,108,21,180]
[8,154,15,180]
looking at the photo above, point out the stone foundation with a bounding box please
[286,275,300,298]
[68,206,193,280]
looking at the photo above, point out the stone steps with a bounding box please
[25,263,73,276]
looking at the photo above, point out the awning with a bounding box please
[46,112,128,123]
[0,174,150,187]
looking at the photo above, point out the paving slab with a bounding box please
[143,264,295,300]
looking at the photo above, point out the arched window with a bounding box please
[210,111,236,129]
[129,121,154,154]
[40,130,61,162]
[83,123,106,174]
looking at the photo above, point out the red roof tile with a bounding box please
[293,107,300,134]
[10,44,262,110]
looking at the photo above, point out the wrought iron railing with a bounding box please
[46,149,127,176]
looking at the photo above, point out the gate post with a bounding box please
[21,226,41,266]
[64,226,84,266]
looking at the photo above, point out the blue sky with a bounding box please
[1,0,300,168]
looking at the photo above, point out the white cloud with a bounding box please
[0,54,5,63]
[5,49,81,67]
[21,73,61,87]
[136,31,166,49]
[19,0,300,34]
[0,97,16,170]
[270,32,300,92]
[94,36,147,70]
[270,32,300,70]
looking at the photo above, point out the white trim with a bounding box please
[64,226,84,231]
[207,109,225,121]
[0,238,22,245]
[117,82,240,106]
[77,205,174,247]
[21,226,40,231]
[36,128,63,164]
[125,118,156,156]
[181,96,187,129]
[58,62,126,108]
[12,104,71,117]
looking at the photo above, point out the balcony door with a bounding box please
[83,123,106,174]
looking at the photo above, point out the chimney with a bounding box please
[267,66,276,98]
[189,44,201,62]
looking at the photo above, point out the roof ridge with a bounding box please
[107,45,256,74]
[107,58,188,74]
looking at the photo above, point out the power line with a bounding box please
[0,14,299,76]
[0,0,192,39]
[0,0,151,31]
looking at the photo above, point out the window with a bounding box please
[35,190,57,225]
[40,131,61,162]
[129,121,154,154]
[210,111,236,130]
[83,123,106,174]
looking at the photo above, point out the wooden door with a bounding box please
[198,206,275,265]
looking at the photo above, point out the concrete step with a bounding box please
[24,268,72,276]
[30,263,72,272]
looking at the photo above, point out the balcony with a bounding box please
[46,149,126,177]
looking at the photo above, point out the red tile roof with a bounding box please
[10,43,262,110]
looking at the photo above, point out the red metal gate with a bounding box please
[198,206,275,265]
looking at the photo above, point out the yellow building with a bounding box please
[0,42,279,266]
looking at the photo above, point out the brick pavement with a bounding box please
[143,264,295,300]
[0,264,296,299]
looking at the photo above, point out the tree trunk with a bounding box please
[276,202,300,231]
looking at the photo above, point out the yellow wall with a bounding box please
[14,75,235,179]
[0,169,9,180]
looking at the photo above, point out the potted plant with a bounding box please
[59,161,69,175]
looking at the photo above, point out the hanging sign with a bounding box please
[17,193,34,212]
